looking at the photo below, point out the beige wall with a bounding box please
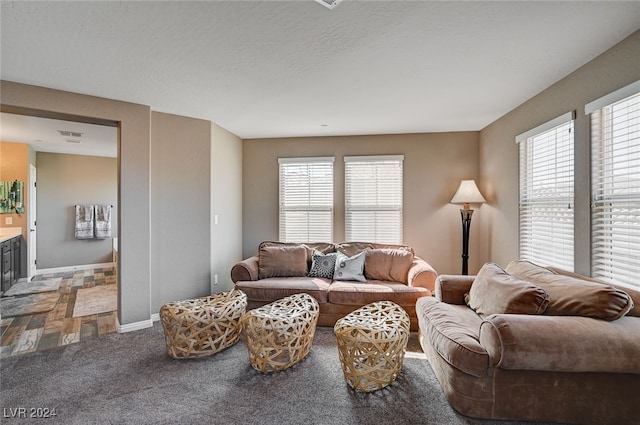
[211,122,243,291]
[243,132,485,275]
[150,112,212,312]
[0,141,29,240]
[36,152,117,268]
[479,29,640,275]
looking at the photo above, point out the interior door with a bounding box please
[28,164,37,280]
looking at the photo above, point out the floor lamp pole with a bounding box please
[460,208,474,275]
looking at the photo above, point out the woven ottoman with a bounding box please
[160,289,247,359]
[334,300,410,392]
[241,293,319,373]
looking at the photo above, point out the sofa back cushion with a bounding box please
[506,260,634,321]
[258,242,309,279]
[364,248,414,284]
[336,242,413,257]
[465,263,550,317]
[546,266,640,318]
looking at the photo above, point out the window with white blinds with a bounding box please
[344,155,403,244]
[587,82,640,288]
[279,157,334,242]
[517,112,575,271]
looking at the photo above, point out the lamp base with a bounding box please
[460,208,474,275]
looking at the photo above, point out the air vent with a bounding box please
[314,0,342,9]
[65,139,81,144]
[58,130,83,138]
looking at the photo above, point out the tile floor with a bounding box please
[0,267,117,357]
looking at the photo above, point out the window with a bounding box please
[344,155,403,244]
[279,157,334,242]
[587,81,640,288]
[516,112,575,271]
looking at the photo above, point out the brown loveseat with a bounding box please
[417,260,640,425]
[231,241,437,330]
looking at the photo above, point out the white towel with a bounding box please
[94,204,112,239]
[75,205,94,239]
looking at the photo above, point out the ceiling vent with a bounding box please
[314,0,343,9]
[65,139,81,144]
[58,130,83,138]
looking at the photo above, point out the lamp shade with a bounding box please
[451,180,486,206]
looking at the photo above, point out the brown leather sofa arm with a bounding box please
[436,274,475,304]
[230,256,259,283]
[407,257,438,292]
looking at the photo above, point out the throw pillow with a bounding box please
[506,260,634,321]
[465,263,550,317]
[364,248,414,283]
[258,244,309,279]
[333,251,366,282]
[309,250,338,279]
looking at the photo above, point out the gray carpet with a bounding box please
[0,324,562,425]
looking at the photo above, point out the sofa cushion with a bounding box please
[308,250,337,279]
[333,251,366,282]
[416,297,489,377]
[364,248,414,284]
[465,263,550,317]
[258,243,309,279]
[506,260,634,321]
[480,313,640,373]
[235,277,331,303]
[328,280,429,306]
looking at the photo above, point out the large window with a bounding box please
[344,155,403,244]
[516,112,575,271]
[279,157,334,242]
[587,81,640,288]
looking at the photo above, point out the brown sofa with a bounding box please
[231,241,437,330]
[417,260,640,425]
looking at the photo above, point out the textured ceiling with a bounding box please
[1,1,640,140]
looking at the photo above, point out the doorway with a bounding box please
[0,112,119,356]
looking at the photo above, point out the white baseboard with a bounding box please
[117,317,153,333]
[36,262,115,275]
[151,313,160,322]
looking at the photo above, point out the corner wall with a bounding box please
[478,29,640,274]
[150,112,211,312]
[211,123,243,291]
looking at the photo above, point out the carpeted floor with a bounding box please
[0,324,564,425]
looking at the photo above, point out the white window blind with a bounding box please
[517,112,575,271]
[279,157,334,242]
[344,155,403,244]
[590,88,640,288]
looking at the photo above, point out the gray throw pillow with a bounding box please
[333,251,366,282]
[309,250,337,279]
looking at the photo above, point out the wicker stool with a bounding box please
[160,289,247,359]
[334,301,410,392]
[241,293,319,373]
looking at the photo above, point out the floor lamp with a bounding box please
[451,180,486,275]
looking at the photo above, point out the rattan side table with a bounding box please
[241,293,319,373]
[334,300,410,392]
[160,289,247,359]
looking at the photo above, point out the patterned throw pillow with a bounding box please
[333,251,366,282]
[309,250,338,279]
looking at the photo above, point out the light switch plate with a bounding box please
[5,217,12,225]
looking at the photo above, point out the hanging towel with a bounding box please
[94,204,112,239]
[75,205,94,239]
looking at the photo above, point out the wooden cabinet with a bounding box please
[1,236,22,294]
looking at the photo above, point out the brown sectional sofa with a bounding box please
[231,241,437,330]
[417,260,640,425]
